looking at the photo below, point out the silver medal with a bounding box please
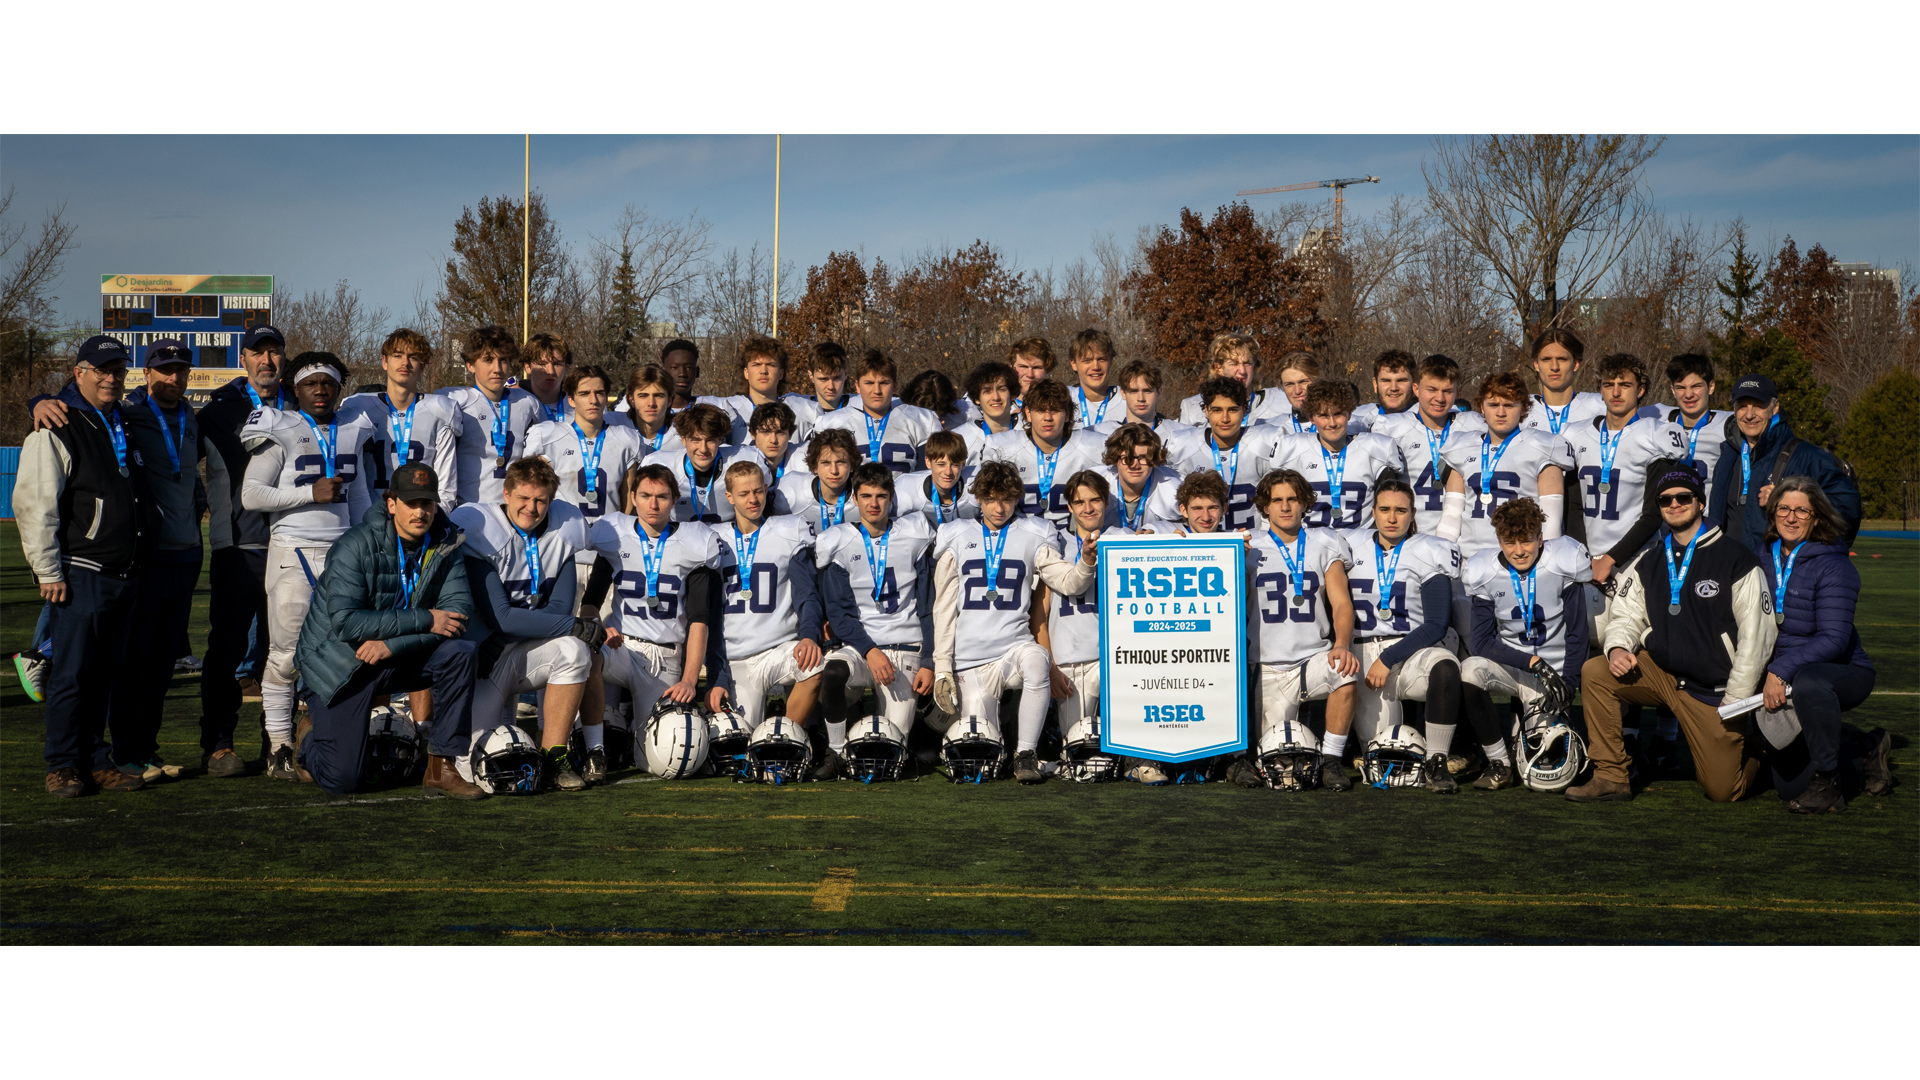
[1598,481,1611,493]
[1667,603,1681,615]
[985,590,998,602]
[650,595,667,611]
[1478,491,1489,508]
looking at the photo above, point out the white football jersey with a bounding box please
[621,409,685,459]
[1563,414,1688,556]
[525,420,648,525]
[1440,427,1576,557]
[1463,536,1593,675]
[778,472,856,534]
[1177,386,1294,427]
[1070,385,1124,430]
[1094,465,1183,532]
[934,516,1061,670]
[438,385,546,507]
[450,499,589,614]
[1166,424,1287,532]
[1338,529,1460,643]
[1043,526,1114,665]
[780,392,852,442]
[812,402,944,475]
[1373,409,1488,533]
[641,447,765,525]
[1347,402,1417,435]
[981,429,1108,529]
[335,391,461,506]
[895,469,979,526]
[1268,431,1407,531]
[716,514,818,659]
[818,514,936,648]
[956,419,1014,466]
[1522,391,1604,437]
[587,512,724,644]
[239,407,378,545]
[1668,408,1733,507]
[1246,526,1353,666]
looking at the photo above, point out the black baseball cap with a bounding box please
[387,462,440,503]
[1655,464,1706,502]
[142,337,195,368]
[240,325,285,351]
[76,335,133,369]
[1731,373,1777,404]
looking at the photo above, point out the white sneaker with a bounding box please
[14,652,48,703]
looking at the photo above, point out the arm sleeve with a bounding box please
[684,566,722,629]
[1438,490,1466,541]
[463,554,578,640]
[14,430,70,583]
[1726,565,1780,700]
[1559,580,1590,689]
[433,422,461,508]
[790,550,824,641]
[1539,492,1566,541]
[820,564,877,658]
[1377,574,1453,669]
[914,545,935,664]
[1606,460,1669,564]
[933,550,961,678]
[1470,595,1537,674]
[241,441,313,512]
[581,555,615,611]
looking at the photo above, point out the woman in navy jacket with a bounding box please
[1755,476,1881,813]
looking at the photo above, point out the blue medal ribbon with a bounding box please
[730,523,761,595]
[1376,535,1404,619]
[395,535,421,610]
[1208,434,1240,489]
[1770,539,1799,626]
[1664,528,1701,615]
[1319,440,1348,526]
[863,408,891,466]
[1423,415,1452,481]
[1596,415,1639,493]
[1542,397,1573,434]
[510,520,542,603]
[1121,475,1152,530]
[1078,385,1113,426]
[980,520,1010,599]
[385,393,417,471]
[860,523,892,603]
[646,409,672,452]
[1679,410,1712,464]
[244,382,286,410]
[818,483,849,531]
[1270,529,1308,599]
[90,402,129,475]
[299,411,338,478]
[683,455,716,518]
[929,477,959,523]
[144,393,184,478]
[1506,561,1537,638]
[540,398,564,424]
[489,393,511,465]
[573,421,605,494]
[1479,430,1517,507]
[1034,443,1061,511]
[635,520,668,608]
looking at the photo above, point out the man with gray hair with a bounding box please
[1708,373,1861,549]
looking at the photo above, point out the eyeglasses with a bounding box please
[1657,493,1697,507]
[1774,506,1813,519]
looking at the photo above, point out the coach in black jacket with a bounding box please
[1572,467,1776,803]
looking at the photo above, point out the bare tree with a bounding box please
[1573,214,1732,400]
[0,184,80,354]
[273,280,392,385]
[592,205,713,361]
[1424,134,1663,344]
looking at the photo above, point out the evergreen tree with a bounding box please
[600,243,644,366]
[1711,235,1834,447]
[1835,367,1920,519]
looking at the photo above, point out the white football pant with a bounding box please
[1256,652,1357,743]
[956,641,1052,752]
[834,645,921,736]
[263,542,329,747]
[731,641,825,728]
[1350,634,1459,744]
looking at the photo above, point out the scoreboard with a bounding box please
[101,273,273,368]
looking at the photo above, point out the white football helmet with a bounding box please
[1517,721,1588,792]
[706,704,754,779]
[942,714,1004,784]
[1058,717,1120,783]
[645,700,712,779]
[468,724,545,795]
[367,705,425,778]
[1256,717,1320,791]
[746,717,813,785]
[843,715,910,783]
[1362,724,1428,788]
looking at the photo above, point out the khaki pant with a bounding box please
[1579,650,1760,802]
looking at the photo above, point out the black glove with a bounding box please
[569,613,605,648]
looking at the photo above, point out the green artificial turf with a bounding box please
[2,523,1913,945]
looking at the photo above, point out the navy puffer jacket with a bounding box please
[1752,538,1871,682]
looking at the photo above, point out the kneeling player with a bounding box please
[450,457,601,790]
[717,460,826,733]
[1458,497,1592,790]
[1337,478,1466,793]
[931,460,1099,783]
[1237,468,1360,791]
[1034,470,1116,771]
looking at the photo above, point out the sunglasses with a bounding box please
[149,348,192,362]
[1657,492,1698,507]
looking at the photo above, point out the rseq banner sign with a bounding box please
[1098,534,1248,763]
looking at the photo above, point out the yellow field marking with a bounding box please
[812,867,857,911]
[624,813,864,820]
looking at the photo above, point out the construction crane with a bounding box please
[1235,175,1381,247]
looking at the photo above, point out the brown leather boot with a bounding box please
[424,755,487,800]
[1564,776,1632,802]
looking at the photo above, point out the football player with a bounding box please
[702,336,787,445]
[450,456,601,789]
[660,339,704,411]
[904,369,970,431]
[957,360,1022,464]
[436,324,546,507]
[335,328,459,507]
[815,462,938,775]
[1177,332,1290,427]
[781,340,850,441]
[525,364,648,609]
[743,402,806,510]
[1336,478,1467,793]
[1439,370,1573,558]
[240,352,378,780]
[982,377,1110,530]
[931,460,1099,784]
[715,460,826,732]
[1094,359,1194,443]
[1269,379,1406,531]
[1067,328,1123,429]
[1665,352,1732,505]
[1165,470,1231,535]
[1561,352,1686,584]
[1272,351,1320,434]
[1346,349,1417,434]
[812,349,943,475]
[520,332,574,425]
[1372,354,1487,534]
[1033,469,1116,770]
[1006,336,1056,410]
[642,403,762,524]
[1521,327,1603,437]
[1097,423,1182,532]
[1235,468,1360,791]
[588,464,728,767]
[615,363,683,454]
[896,431,979,525]
[1458,497,1593,790]
[779,427,859,532]
[1167,376,1284,532]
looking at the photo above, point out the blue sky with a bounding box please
[3,134,1914,329]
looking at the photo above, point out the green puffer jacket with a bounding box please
[295,502,473,707]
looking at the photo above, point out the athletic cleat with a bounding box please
[515,700,539,723]
[1012,749,1046,785]
[204,748,248,778]
[1319,755,1352,792]
[173,654,204,673]
[1226,758,1265,788]
[1473,761,1517,790]
[45,768,82,798]
[14,651,48,703]
[582,746,608,785]
[1423,754,1458,794]
[267,744,301,781]
[1787,772,1845,814]
[1127,763,1169,786]
[546,747,587,791]
[809,749,846,782]
[1861,728,1893,796]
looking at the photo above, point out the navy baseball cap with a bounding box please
[76,335,133,369]
[240,325,286,350]
[142,337,195,368]
[1731,373,1777,404]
